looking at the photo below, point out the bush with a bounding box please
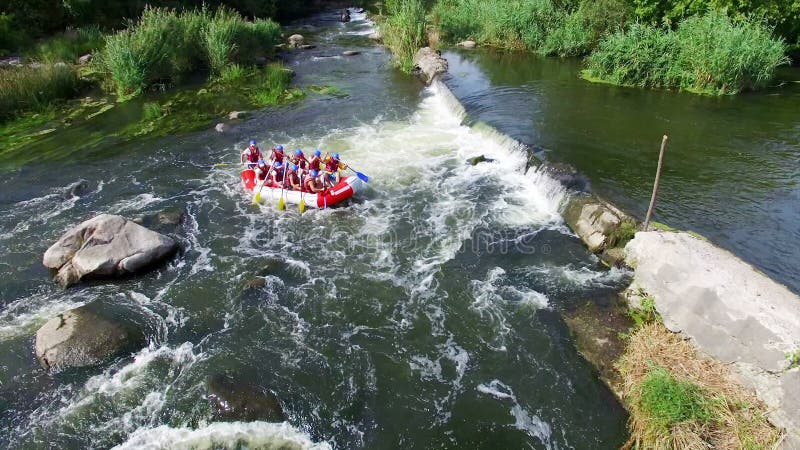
[100,6,281,97]
[31,26,105,63]
[638,366,716,431]
[250,63,293,105]
[586,11,789,94]
[0,65,81,121]
[381,0,429,72]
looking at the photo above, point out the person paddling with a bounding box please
[324,152,347,186]
[270,145,285,165]
[271,161,285,186]
[291,149,308,171]
[241,140,262,168]
[304,169,325,193]
[307,150,323,172]
[254,159,271,183]
[286,164,303,191]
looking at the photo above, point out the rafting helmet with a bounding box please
[314,150,321,157]
[258,159,265,165]
[310,169,319,177]
[276,145,284,151]
[290,164,298,171]
[333,152,340,160]
[249,139,257,146]
[274,161,283,168]
[295,149,303,156]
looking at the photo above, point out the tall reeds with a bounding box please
[381,0,429,72]
[0,65,81,121]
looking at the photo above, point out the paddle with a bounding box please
[252,165,273,205]
[343,163,369,183]
[277,158,288,210]
[299,173,306,213]
[214,163,230,167]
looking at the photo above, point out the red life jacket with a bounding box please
[307,157,322,171]
[255,163,270,180]
[292,155,308,169]
[246,146,261,163]
[272,168,284,183]
[272,149,285,162]
[286,171,300,187]
[325,158,340,173]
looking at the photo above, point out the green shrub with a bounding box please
[203,9,280,74]
[250,63,293,105]
[638,366,716,431]
[0,13,24,56]
[382,0,428,72]
[31,26,105,63]
[143,102,164,120]
[0,65,81,121]
[586,11,789,94]
[628,294,660,329]
[219,64,247,83]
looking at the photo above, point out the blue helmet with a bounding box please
[333,152,340,159]
[310,169,319,177]
[249,140,257,146]
[295,149,303,156]
[290,164,298,171]
[258,159,265,165]
[274,161,283,168]
[276,145,284,151]
[314,150,321,157]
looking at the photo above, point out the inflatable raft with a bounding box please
[241,169,365,208]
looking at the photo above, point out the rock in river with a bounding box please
[35,301,146,372]
[412,47,448,84]
[288,34,304,48]
[206,373,286,422]
[457,40,477,49]
[43,214,178,287]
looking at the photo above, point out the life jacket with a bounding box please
[286,171,301,188]
[305,175,323,192]
[292,155,308,169]
[246,146,261,163]
[307,156,322,171]
[255,163,270,180]
[272,168,285,183]
[325,158,341,173]
[272,148,285,162]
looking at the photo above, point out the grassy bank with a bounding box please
[0,65,83,122]
[619,323,781,448]
[585,11,789,95]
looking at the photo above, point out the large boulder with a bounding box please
[206,373,286,422]
[288,34,304,48]
[35,301,146,372]
[412,47,448,84]
[457,40,477,49]
[563,195,628,253]
[43,214,178,287]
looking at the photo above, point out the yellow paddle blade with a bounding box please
[299,199,306,213]
[278,197,285,210]
[252,191,261,205]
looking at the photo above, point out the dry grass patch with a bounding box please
[619,323,782,449]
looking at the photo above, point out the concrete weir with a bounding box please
[625,231,800,447]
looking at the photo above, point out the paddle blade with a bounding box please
[278,197,286,210]
[356,171,369,183]
[299,198,306,213]
[252,191,261,205]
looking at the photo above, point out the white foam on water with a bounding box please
[476,379,555,448]
[0,289,87,340]
[113,421,331,450]
[518,264,631,290]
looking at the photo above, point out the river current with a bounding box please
[0,9,709,450]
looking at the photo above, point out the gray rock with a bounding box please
[63,179,90,199]
[342,50,361,56]
[288,34,304,47]
[254,56,267,66]
[206,374,286,422]
[215,123,230,133]
[42,214,178,287]
[625,231,800,438]
[466,155,494,166]
[600,247,626,268]
[0,56,23,67]
[299,44,316,50]
[412,47,448,84]
[563,195,627,253]
[35,301,146,372]
[368,31,382,42]
[458,40,477,49]
[228,111,248,120]
[77,54,92,65]
[544,162,589,191]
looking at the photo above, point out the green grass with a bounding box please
[143,102,164,120]
[30,26,105,63]
[639,366,717,431]
[99,6,281,98]
[248,63,297,106]
[381,0,429,72]
[0,65,82,122]
[585,11,789,95]
[628,293,660,329]
[608,219,637,248]
[787,349,800,370]
[218,64,247,83]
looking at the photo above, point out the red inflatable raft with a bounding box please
[241,169,365,208]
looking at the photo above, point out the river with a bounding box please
[0,8,794,450]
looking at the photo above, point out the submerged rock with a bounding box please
[42,214,178,287]
[35,301,146,372]
[466,155,494,166]
[206,373,286,422]
[412,47,448,84]
[457,40,477,49]
[368,31,382,42]
[215,123,230,133]
[77,54,92,65]
[62,179,90,199]
[288,34,304,48]
[342,50,360,56]
[340,9,351,23]
[543,162,589,192]
[299,44,316,50]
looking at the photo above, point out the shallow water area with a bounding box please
[0,10,631,449]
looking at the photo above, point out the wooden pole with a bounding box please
[643,135,668,232]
